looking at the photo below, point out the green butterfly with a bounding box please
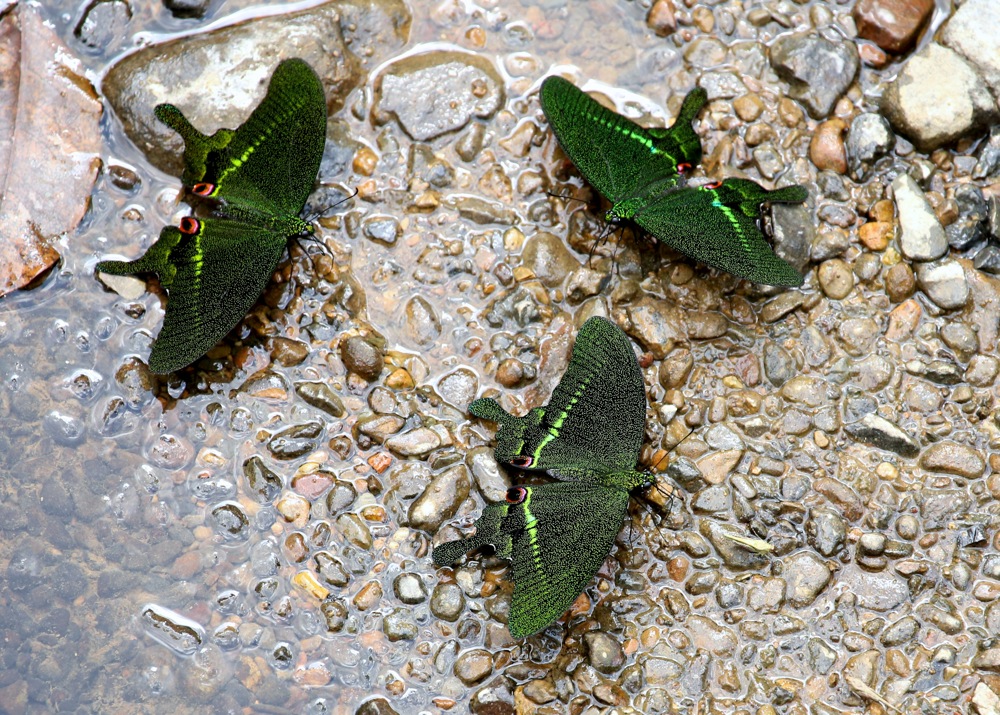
[96,58,327,373]
[433,316,652,638]
[539,75,807,287]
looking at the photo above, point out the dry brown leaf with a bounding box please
[0,2,102,297]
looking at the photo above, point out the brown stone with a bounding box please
[854,0,934,54]
[647,0,677,36]
[858,221,892,250]
[809,118,849,174]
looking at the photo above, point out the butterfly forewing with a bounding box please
[201,58,327,217]
[540,76,703,205]
[633,179,806,287]
[472,316,646,480]
[146,219,288,373]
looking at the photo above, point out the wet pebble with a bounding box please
[893,174,947,261]
[356,697,399,715]
[941,0,1000,100]
[243,456,282,503]
[845,414,920,457]
[947,184,989,250]
[916,259,970,310]
[454,649,493,685]
[295,381,346,418]
[383,608,419,641]
[809,119,848,174]
[115,357,155,408]
[817,259,854,299]
[162,0,209,18]
[885,263,916,302]
[919,441,984,477]
[393,572,428,604]
[269,337,309,366]
[807,507,847,556]
[584,632,626,674]
[783,552,831,607]
[377,52,503,141]
[853,0,933,53]
[438,368,478,407]
[268,422,323,460]
[341,336,384,381]
[408,464,471,531]
[430,583,465,621]
[646,0,676,36]
[387,427,443,458]
[358,414,406,443]
[404,296,442,346]
[520,232,580,287]
[847,116,894,179]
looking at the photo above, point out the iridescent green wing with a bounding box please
[539,75,705,204]
[469,316,646,481]
[433,482,630,638]
[631,178,807,287]
[154,58,327,217]
[97,217,287,373]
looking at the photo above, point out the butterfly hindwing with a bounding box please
[469,316,646,480]
[540,76,704,204]
[433,482,631,638]
[155,57,327,217]
[632,179,807,287]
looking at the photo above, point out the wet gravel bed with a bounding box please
[1,0,1000,713]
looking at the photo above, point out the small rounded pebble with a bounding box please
[817,259,854,299]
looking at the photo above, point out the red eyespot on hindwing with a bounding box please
[704,180,723,190]
[178,217,201,234]
[192,182,215,197]
[505,486,528,504]
[510,455,534,468]
[677,162,692,174]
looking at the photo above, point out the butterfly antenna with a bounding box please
[645,424,697,505]
[303,186,359,224]
[545,189,588,205]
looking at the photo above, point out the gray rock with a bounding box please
[881,43,998,152]
[295,381,346,417]
[947,185,989,251]
[881,615,919,647]
[620,296,686,359]
[974,126,1000,180]
[763,341,796,387]
[783,552,831,607]
[430,582,465,621]
[854,571,909,611]
[893,174,947,261]
[407,464,470,531]
[806,506,846,557]
[454,648,493,685]
[584,632,626,674]
[393,573,428,604]
[386,427,443,457]
[520,232,580,287]
[467,446,509,502]
[697,70,747,99]
[341,336,385,381]
[700,521,770,570]
[941,0,1000,95]
[382,608,418,641]
[846,113,894,179]
[104,0,408,177]
[771,201,815,275]
[377,51,503,141]
[404,296,442,346]
[916,259,970,310]
[242,456,282,503]
[438,368,479,408]
[974,244,1000,275]
[267,421,323,460]
[769,33,859,119]
[844,414,920,457]
[808,638,837,675]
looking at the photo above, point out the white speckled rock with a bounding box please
[916,259,970,310]
[881,43,998,152]
[893,174,947,262]
[942,0,1000,95]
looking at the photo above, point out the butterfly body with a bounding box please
[540,75,807,287]
[434,316,651,638]
[97,58,327,373]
